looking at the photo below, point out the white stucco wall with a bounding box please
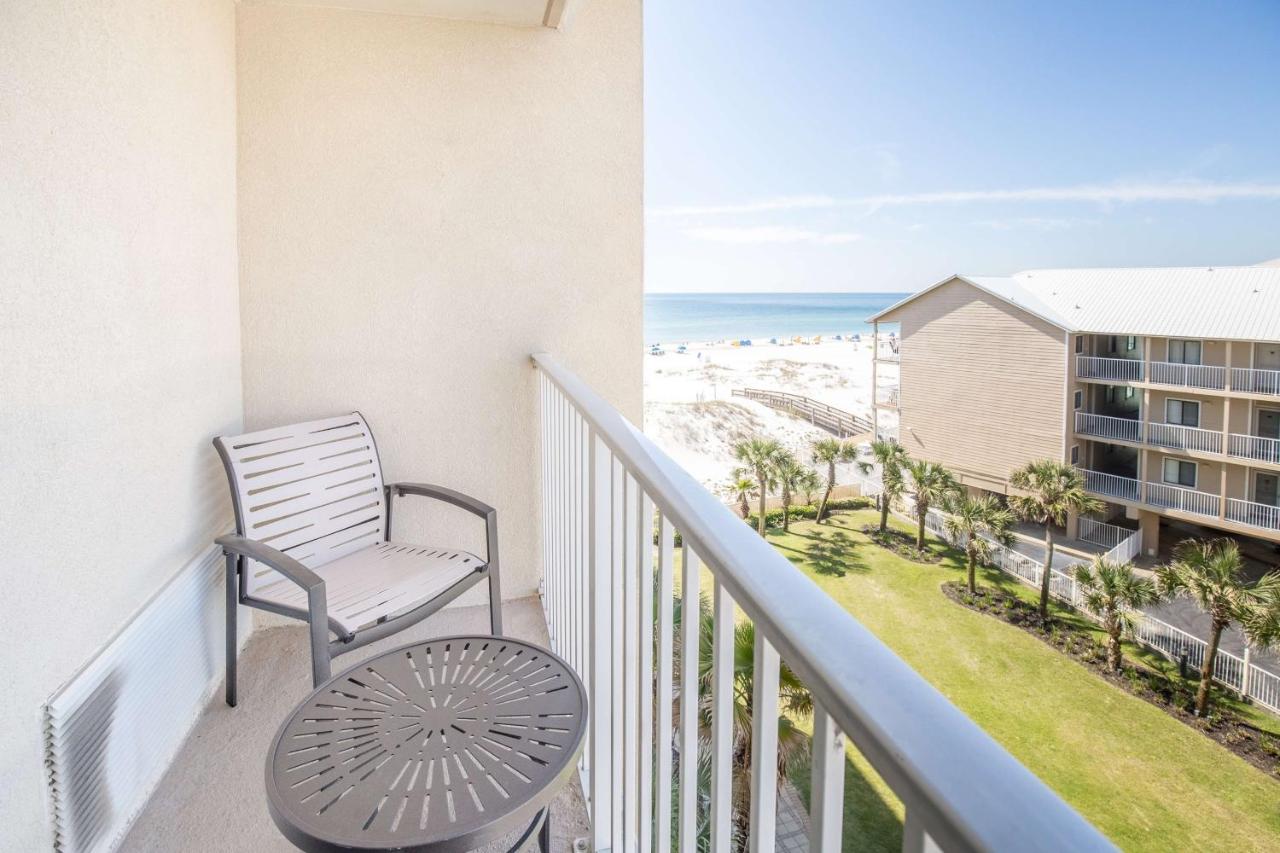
[235,1,644,600]
[0,1,241,847]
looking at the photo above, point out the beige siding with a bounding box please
[883,278,1067,490]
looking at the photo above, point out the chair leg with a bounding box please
[538,806,551,853]
[224,552,238,708]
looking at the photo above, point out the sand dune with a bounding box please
[643,339,877,491]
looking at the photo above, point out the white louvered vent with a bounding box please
[43,544,243,853]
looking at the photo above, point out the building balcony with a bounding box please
[1227,433,1280,464]
[1147,361,1228,391]
[1226,498,1280,532]
[122,356,1109,853]
[1075,412,1143,443]
[1231,367,1280,396]
[1146,421,1223,455]
[1077,355,1142,382]
[1145,481,1222,518]
[1081,469,1143,503]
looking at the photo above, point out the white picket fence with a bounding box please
[920,507,1280,714]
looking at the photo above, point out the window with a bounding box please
[1166,399,1200,427]
[1105,387,1116,404]
[1162,458,1197,488]
[1070,445,1080,465]
[1168,339,1202,365]
[1075,335,1084,354]
[1106,336,1119,354]
[1125,336,1138,352]
[1125,387,1136,400]
[1073,390,1083,410]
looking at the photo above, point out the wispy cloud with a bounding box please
[682,226,862,245]
[973,216,1099,231]
[651,181,1280,217]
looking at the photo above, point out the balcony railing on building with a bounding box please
[1231,367,1280,396]
[1082,470,1230,522]
[533,353,1109,853]
[1077,356,1142,382]
[1146,422,1223,454]
[1148,361,1227,390]
[1227,433,1280,464]
[1075,412,1142,444]
[1226,499,1280,532]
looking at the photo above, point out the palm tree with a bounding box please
[673,595,811,844]
[1007,460,1103,619]
[810,437,855,523]
[870,439,908,533]
[944,495,1014,594]
[1157,539,1280,715]
[797,467,822,507]
[904,458,960,550]
[734,438,782,536]
[1074,557,1161,672]
[773,453,806,532]
[725,471,756,521]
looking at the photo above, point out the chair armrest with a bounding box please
[215,534,324,592]
[388,482,495,518]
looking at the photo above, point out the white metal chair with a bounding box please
[213,412,501,705]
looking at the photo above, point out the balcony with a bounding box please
[1227,433,1280,464]
[1082,469,1143,502]
[1226,498,1280,532]
[1231,367,1280,396]
[1146,422,1223,455]
[876,386,901,409]
[1148,361,1227,390]
[1146,481,1222,518]
[1076,355,1142,382]
[1075,412,1142,443]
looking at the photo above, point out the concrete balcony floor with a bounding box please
[124,597,589,852]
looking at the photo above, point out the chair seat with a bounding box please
[253,541,485,634]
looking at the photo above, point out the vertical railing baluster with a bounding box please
[639,493,655,853]
[624,475,641,850]
[748,633,780,853]
[655,515,676,853]
[611,458,625,853]
[710,580,735,853]
[809,702,845,853]
[588,431,612,852]
[677,546,700,853]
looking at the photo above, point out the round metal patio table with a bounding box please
[266,635,587,853]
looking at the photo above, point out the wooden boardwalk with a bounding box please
[731,387,873,439]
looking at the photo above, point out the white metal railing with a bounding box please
[1148,361,1227,390]
[1074,412,1143,443]
[534,354,1111,853]
[1146,422,1223,454]
[1227,433,1280,464]
[1231,366,1280,396]
[1076,355,1142,382]
[923,507,1278,714]
[876,387,900,408]
[1225,498,1280,532]
[1082,469,1142,503]
[1077,518,1132,551]
[1145,482,1221,517]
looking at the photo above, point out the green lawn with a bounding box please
[770,509,1280,853]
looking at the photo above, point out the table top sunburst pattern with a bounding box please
[266,635,587,853]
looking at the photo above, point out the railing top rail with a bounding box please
[532,353,1111,852]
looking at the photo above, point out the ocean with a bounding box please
[644,292,905,344]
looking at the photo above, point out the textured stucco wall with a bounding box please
[235,1,644,600]
[0,1,241,847]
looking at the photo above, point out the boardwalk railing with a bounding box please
[535,353,1111,853]
[921,507,1278,714]
[731,387,873,438]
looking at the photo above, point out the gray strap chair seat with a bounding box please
[213,413,502,706]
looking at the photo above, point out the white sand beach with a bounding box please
[643,337,880,491]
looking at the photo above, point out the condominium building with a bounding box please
[869,266,1280,556]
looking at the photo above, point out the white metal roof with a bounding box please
[870,266,1280,342]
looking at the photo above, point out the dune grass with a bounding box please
[770,509,1280,852]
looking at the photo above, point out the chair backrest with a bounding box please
[214,413,387,594]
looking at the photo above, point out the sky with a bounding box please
[644,1,1280,293]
